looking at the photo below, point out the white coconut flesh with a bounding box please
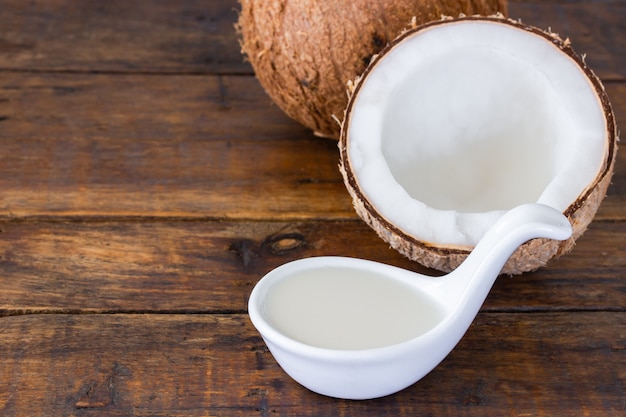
[344,19,609,249]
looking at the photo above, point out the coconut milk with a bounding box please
[263,266,445,350]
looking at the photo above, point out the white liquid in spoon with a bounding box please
[263,266,445,350]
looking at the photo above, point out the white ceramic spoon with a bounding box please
[248,203,572,400]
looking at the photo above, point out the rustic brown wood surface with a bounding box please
[0,1,624,416]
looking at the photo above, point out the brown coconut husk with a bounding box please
[237,0,508,139]
[338,15,618,275]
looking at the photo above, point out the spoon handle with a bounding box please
[443,203,572,311]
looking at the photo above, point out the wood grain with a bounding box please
[0,73,308,141]
[0,219,624,314]
[1,313,624,416]
[0,0,248,74]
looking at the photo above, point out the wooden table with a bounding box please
[0,1,624,415]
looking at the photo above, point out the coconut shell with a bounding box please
[339,16,618,275]
[237,0,508,139]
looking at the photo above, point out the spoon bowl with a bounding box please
[248,204,572,399]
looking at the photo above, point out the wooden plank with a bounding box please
[0,0,250,74]
[0,0,623,82]
[0,219,422,314]
[0,74,352,219]
[0,72,307,141]
[0,312,624,416]
[1,219,624,314]
[0,74,624,220]
[0,137,353,220]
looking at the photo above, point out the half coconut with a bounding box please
[339,15,618,275]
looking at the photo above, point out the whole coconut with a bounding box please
[237,0,508,139]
